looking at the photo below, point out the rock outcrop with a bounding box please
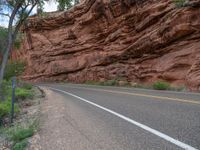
[12,0,200,91]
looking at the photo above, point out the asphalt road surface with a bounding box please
[40,83,200,150]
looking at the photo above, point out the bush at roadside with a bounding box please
[153,81,171,90]
[15,88,33,100]
[0,80,33,120]
[0,98,19,118]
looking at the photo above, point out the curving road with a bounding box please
[40,83,200,150]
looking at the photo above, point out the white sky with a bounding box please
[43,1,58,12]
[31,1,58,14]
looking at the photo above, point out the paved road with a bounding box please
[41,83,200,150]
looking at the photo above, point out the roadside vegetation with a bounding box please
[0,79,43,150]
[0,80,33,122]
[0,60,42,150]
[85,77,130,87]
[0,1,78,149]
[0,80,36,149]
[84,79,187,92]
[0,118,39,150]
[152,81,171,90]
[6,119,39,150]
[0,60,31,121]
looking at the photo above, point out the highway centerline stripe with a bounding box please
[49,87,199,150]
[62,86,200,105]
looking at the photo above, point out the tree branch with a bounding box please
[0,12,11,18]
[13,0,38,38]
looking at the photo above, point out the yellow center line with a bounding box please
[76,87,200,105]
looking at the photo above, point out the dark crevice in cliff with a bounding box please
[48,67,85,77]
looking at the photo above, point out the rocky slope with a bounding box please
[12,0,200,91]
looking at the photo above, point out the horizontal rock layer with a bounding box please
[12,0,200,91]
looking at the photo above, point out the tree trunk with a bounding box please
[0,0,23,101]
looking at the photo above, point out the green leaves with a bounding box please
[153,81,171,90]
[0,98,19,118]
[57,0,73,11]
[4,61,26,80]
[173,0,187,7]
[11,128,34,142]
[0,27,8,55]
[15,87,33,100]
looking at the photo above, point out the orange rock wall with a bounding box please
[12,0,200,91]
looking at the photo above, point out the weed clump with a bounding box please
[11,128,34,142]
[0,99,19,118]
[21,83,32,90]
[13,139,28,150]
[15,88,33,100]
[0,81,33,122]
[153,81,170,90]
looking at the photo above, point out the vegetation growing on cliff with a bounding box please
[173,0,186,7]
[57,0,73,10]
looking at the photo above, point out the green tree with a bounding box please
[57,0,80,11]
[0,27,8,56]
[0,0,74,100]
[0,0,41,100]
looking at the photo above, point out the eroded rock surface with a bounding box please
[12,0,200,91]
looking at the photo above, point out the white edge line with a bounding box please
[48,87,198,150]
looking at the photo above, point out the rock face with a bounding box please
[12,0,200,91]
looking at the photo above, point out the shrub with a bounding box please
[0,99,19,118]
[2,80,12,96]
[103,80,118,86]
[4,61,26,80]
[153,81,171,90]
[14,33,24,50]
[175,85,187,91]
[13,139,28,150]
[173,0,186,7]
[85,79,128,86]
[21,83,32,90]
[11,128,34,142]
[0,27,8,55]
[168,85,187,91]
[7,120,38,150]
[15,88,33,100]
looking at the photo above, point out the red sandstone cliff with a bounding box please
[12,0,200,91]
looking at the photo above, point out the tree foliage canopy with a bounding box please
[0,27,8,55]
[57,0,73,11]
